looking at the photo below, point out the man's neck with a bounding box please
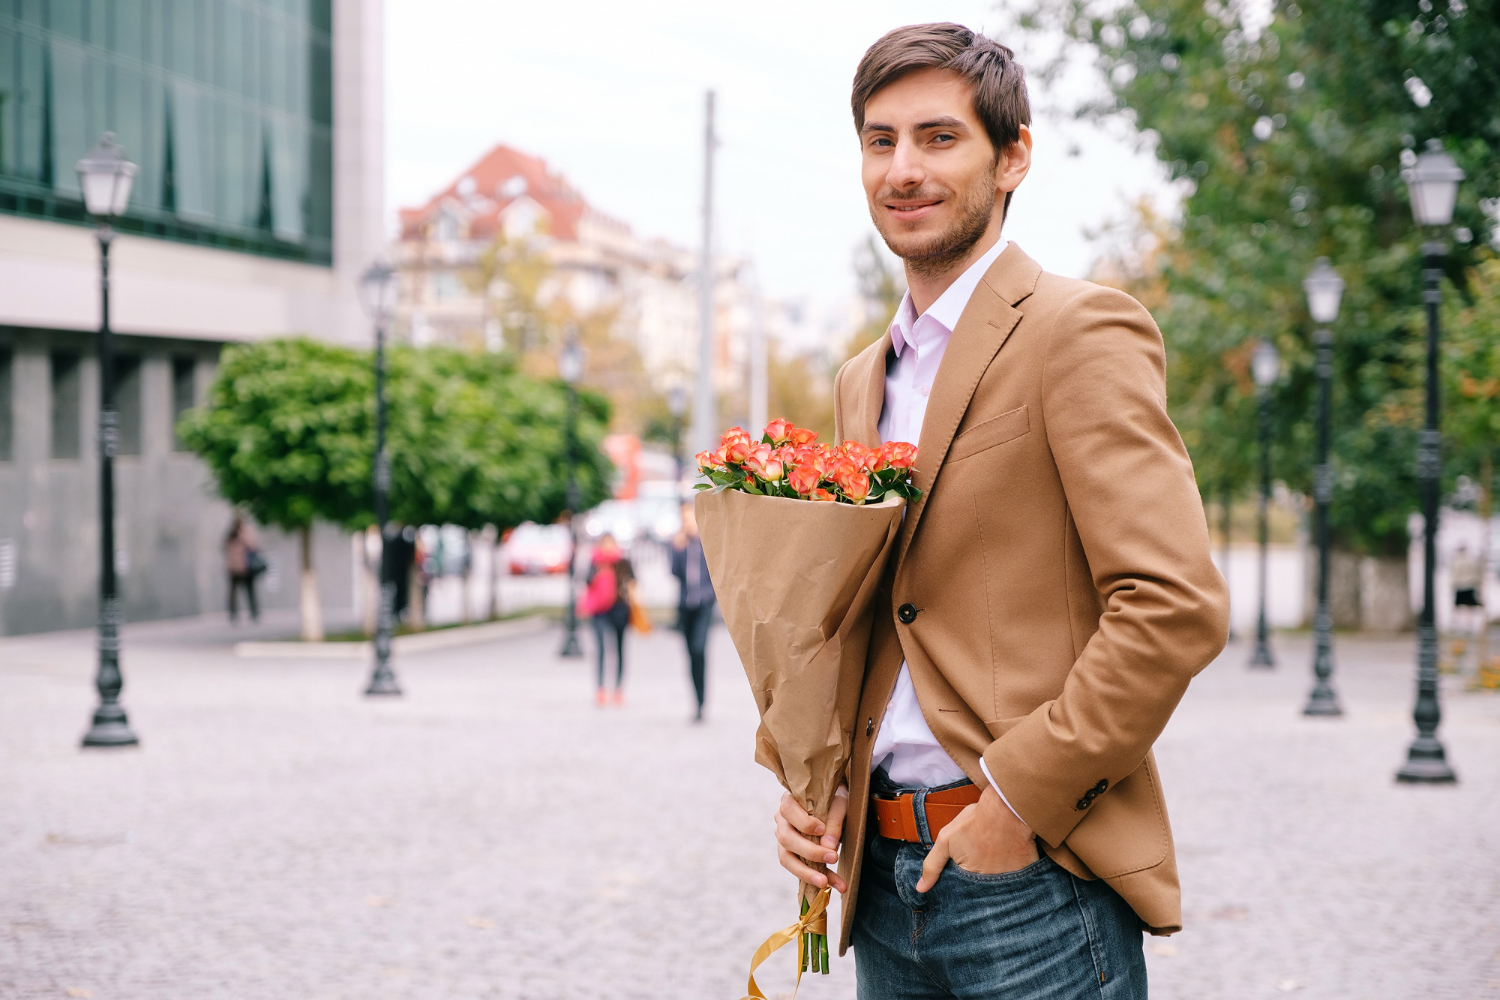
[906,222,1003,316]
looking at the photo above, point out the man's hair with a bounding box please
[852,23,1031,211]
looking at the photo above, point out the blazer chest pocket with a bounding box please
[947,404,1029,463]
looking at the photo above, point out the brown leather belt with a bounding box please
[873,784,981,843]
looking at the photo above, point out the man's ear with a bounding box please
[996,124,1034,196]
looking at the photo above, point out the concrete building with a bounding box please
[392,143,758,400]
[0,1,385,635]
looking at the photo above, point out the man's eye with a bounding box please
[871,137,894,148]
[933,133,955,143]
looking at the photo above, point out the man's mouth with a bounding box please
[887,199,941,216]
[885,199,943,224]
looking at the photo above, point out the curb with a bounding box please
[232,613,553,659]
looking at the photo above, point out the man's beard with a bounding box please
[871,179,995,279]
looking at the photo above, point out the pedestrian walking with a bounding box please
[671,501,717,722]
[223,515,263,624]
[771,25,1229,997]
[580,534,635,706]
[1452,542,1484,643]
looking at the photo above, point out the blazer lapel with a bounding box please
[895,243,1041,566]
[840,330,890,448]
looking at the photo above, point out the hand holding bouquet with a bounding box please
[693,421,920,996]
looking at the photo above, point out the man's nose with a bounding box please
[886,139,924,189]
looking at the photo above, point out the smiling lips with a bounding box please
[888,199,942,221]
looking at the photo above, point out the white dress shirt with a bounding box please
[870,237,1024,822]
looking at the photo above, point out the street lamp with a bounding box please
[667,384,687,484]
[1396,139,1464,784]
[558,330,586,658]
[77,133,139,748]
[1302,257,1345,716]
[1248,338,1280,669]
[359,259,402,697]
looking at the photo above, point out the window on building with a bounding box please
[115,354,142,456]
[0,349,12,461]
[0,2,335,265]
[50,351,82,460]
[171,356,196,451]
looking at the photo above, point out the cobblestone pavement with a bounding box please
[2,620,1497,1000]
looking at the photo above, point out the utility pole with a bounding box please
[749,273,767,436]
[691,90,717,457]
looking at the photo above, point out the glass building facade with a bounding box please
[0,0,333,264]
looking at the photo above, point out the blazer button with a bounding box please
[866,717,874,736]
[897,603,918,624]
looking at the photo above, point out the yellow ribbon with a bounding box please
[742,885,831,1000]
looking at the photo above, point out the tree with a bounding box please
[1020,0,1500,623]
[180,339,614,638]
[177,338,372,640]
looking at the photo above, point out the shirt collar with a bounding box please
[889,238,1008,358]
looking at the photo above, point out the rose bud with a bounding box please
[787,463,822,496]
[696,450,722,472]
[810,487,837,502]
[841,441,876,471]
[763,417,795,444]
[762,457,785,482]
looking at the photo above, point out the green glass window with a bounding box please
[0,1,333,264]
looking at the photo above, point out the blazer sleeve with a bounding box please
[980,284,1230,849]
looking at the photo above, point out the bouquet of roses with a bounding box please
[694,417,921,506]
[693,420,919,995]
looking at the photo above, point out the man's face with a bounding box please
[860,67,1029,276]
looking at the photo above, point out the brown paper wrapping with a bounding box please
[694,487,904,824]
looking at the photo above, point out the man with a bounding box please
[772,24,1229,998]
[671,500,716,721]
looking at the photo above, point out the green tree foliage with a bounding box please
[1022,0,1500,555]
[385,346,613,529]
[179,338,613,533]
[178,338,374,533]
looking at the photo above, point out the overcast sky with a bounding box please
[384,1,1172,347]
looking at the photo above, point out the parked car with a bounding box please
[505,522,572,575]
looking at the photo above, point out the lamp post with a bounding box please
[359,260,402,697]
[77,133,139,748]
[1303,257,1345,716]
[667,384,687,484]
[1396,140,1464,784]
[558,331,586,658]
[1249,338,1280,669]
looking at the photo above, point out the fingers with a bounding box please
[775,809,839,866]
[777,792,824,839]
[915,831,950,893]
[819,787,849,851]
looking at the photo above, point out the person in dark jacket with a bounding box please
[584,534,635,707]
[671,501,716,721]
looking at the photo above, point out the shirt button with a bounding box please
[919,384,930,397]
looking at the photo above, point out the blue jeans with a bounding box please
[853,785,1147,999]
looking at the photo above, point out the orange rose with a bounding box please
[787,462,822,496]
[788,426,819,446]
[841,441,876,471]
[809,487,837,502]
[763,417,796,444]
[831,462,871,502]
[696,449,723,472]
[721,435,753,465]
[879,440,918,471]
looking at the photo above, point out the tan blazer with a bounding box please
[832,242,1229,952]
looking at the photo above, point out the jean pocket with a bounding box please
[945,854,1054,886]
